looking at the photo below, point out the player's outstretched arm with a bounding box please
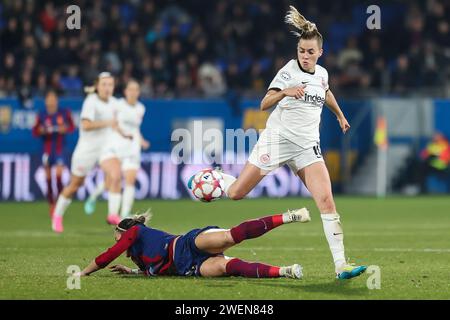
[325,89,350,134]
[76,226,139,276]
[76,260,101,276]
[110,264,143,276]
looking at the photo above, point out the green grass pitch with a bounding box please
[1,196,449,299]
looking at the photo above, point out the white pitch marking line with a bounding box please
[230,247,450,253]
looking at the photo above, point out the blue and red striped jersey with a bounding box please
[32,108,75,155]
[95,224,179,276]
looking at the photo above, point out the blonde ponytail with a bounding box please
[115,209,152,232]
[131,210,152,226]
[285,6,323,47]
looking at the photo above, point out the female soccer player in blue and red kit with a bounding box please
[76,208,312,279]
[32,90,74,215]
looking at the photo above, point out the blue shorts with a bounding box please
[173,226,222,276]
[42,153,65,167]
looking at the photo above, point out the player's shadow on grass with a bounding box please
[108,276,367,295]
[245,279,369,296]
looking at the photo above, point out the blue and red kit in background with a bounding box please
[32,108,75,166]
[32,108,75,208]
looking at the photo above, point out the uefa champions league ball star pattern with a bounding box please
[191,169,225,202]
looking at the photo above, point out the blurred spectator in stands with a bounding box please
[35,72,48,97]
[140,75,155,98]
[0,77,7,98]
[337,36,363,70]
[2,53,17,82]
[249,62,267,94]
[39,2,58,33]
[60,65,82,96]
[0,0,449,98]
[198,62,226,97]
[17,71,34,109]
[0,18,20,49]
[391,55,416,94]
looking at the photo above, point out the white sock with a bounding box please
[54,195,72,217]
[221,173,237,196]
[120,185,135,218]
[108,192,121,216]
[321,213,346,272]
[89,180,105,201]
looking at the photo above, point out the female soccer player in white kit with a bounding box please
[84,80,149,218]
[52,72,124,233]
[188,6,366,280]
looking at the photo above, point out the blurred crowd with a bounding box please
[0,0,449,106]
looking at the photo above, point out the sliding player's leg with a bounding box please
[298,161,366,279]
[100,157,122,225]
[194,209,310,254]
[199,256,302,279]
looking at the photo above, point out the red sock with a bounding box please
[46,179,54,205]
[225,258,280,278]
[230,214,284,244]
[56,176,63,196]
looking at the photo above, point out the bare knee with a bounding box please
[223,231,236,247]
[109,172,121,186]
[227,185,245,201]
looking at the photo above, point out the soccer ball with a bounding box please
[191,169,225,202]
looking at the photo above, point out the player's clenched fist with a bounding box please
[283,85,306,99]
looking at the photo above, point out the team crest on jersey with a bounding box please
[260,153,270,164]
[280,71,291,81]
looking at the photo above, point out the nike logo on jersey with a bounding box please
[333,233,343,236]
[301,81,309,84]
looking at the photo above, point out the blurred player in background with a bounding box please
[32,90,75,216]
[75,208,311,278]
[85,79,150,218]
[189,6,365,280]
[52,72,123,233]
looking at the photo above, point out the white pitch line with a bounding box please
[2,247,449,253]
[230,247,450,253]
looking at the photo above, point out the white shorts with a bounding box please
[99,137,141,171]
[99,133,136,163]
[70,145,102,177]
[121,153,141,171]
[248,129,324,173]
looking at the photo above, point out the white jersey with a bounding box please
[101,98,145,161]
[77,93,117,152]
[115,98,145,152]
[265,59,329,149]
